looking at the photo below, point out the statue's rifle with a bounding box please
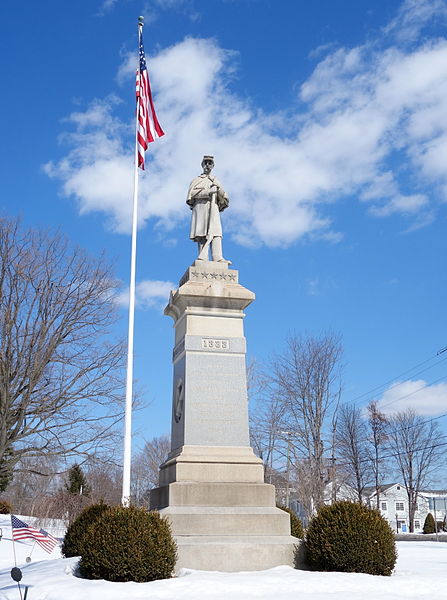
[198,190,217,261]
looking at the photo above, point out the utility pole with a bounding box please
[330,457,337,503]
[434,496,439,542]
[281,431,292,508]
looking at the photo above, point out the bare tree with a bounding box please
[366,401,389,509]
[0,216,125,489]
[248,358,288,484]
[336,403,371,503]
[270,332,343,511]
[2,454,63,516]
[388,409,446,533]
[86,459,122,506]
[131,434,170,504]
[250,392,286,482]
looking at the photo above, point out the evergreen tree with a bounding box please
[0,451,14,492]
[423,512,436,534]
[65,464,91,495]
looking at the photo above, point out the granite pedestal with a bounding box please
[150,261,301,571]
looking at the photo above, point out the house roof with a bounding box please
[363,483,398,497]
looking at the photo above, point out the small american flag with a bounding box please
[11,515,58,554]
[136,27,164,169]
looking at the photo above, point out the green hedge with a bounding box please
[305,501,397,576]
[423,513,436,534]
[277,505,304,538]
[78,506,177,582]
[62,502,110,558]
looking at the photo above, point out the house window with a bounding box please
[414,520,421,529]
[381,502,387,511]
[414,503,418,512]
[396,502,405,511]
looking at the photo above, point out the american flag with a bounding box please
[136,27,164,169]
[11,515,58,554]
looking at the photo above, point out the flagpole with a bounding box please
[11,515,19,567]
[121,16,143,507]
[10,515,24,600]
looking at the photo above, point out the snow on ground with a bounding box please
[0,515,446,600]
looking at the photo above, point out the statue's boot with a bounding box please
[211,237,231,265]
[196,239,209,261]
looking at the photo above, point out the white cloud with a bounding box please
[116,279,174,310]
[99,0,118,13]
[376,379,447,416]
[136,279,174,308]
[383,0,447,44]
[46,1,447,247]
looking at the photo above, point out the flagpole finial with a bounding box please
[138,15,144,26]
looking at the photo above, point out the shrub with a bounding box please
[0,500,12,514]
[305,501,397,576]
[423,513,436,534]
[277,505,304,538]
[79,506,177,582]
[62,502,110,558]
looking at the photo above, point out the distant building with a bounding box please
[326,482,447,533]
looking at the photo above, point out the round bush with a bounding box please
[306,501,396,576]
[78,506,177,582]
[0,500,12,514]
[423,513,436,534]
[277,505,304,538]
[62,502,110,558]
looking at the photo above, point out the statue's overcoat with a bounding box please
[187,174,229,241]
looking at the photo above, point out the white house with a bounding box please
[326,482,447,533]
[421,490,447,527]
[362,483,430,533]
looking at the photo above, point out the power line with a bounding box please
[335,438,447,471]
[375,372,447,411]
[348,353,447,407]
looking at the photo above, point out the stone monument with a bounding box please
[150,156,301,571]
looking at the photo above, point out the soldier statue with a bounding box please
[186,155,230,263]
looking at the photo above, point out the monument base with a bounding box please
[150,446,303,572]
[153,261,302,572]
[174,535,302,572]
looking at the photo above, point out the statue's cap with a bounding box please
[202,155,214,162]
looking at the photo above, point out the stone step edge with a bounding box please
[174,535,302,543]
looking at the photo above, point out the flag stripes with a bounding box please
[136,27,164,169]
[11,515,58,554]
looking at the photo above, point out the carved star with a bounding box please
[229,273,236,281]
[219,273,226,280]
[210,272,218,279]
[201,272,209,279]
[192,271,199,278]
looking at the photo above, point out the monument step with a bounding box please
[151,481,275,509]
[173,534,304,572]
[160,506,291,536]
[160,461,265,484]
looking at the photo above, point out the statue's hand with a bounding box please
[210,184,219,194]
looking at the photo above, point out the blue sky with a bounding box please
[2,0,447,465]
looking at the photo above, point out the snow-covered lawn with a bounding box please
[0,515,446,600]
